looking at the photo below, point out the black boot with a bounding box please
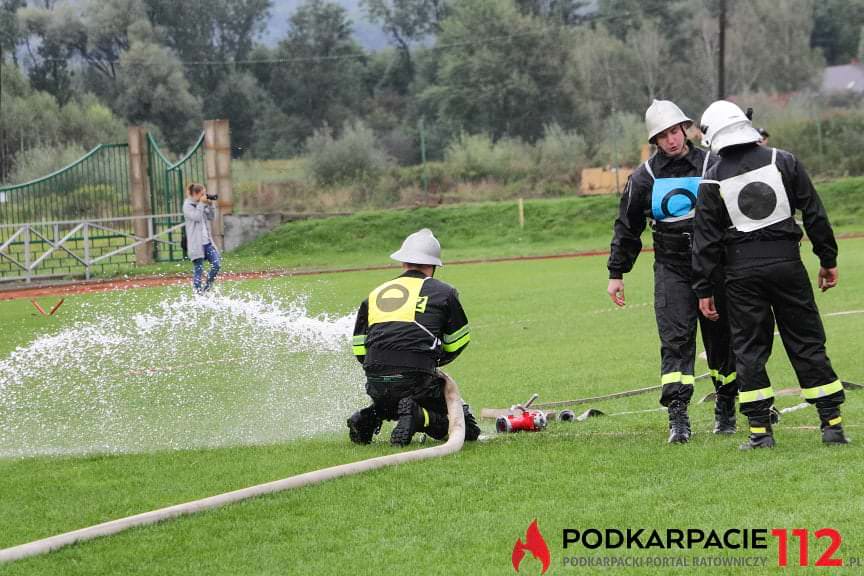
[347,405,381,445]
[713,395,737,435]
[463,404,481,441]
[817,408,850,445]
[822,425,850,445]
[391,397,422,446]
[739,423,775,450]
[667,400,691,444]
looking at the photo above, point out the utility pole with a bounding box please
[419,117,429,204]
[718,0,726,99]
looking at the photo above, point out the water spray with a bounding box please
[1,289,364,457]
[0,373,467,564]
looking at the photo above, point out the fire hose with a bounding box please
[0,372,466,564]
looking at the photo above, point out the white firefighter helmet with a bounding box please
[390,228,443,266]
[700,100,762,153]
[645,99,693,143]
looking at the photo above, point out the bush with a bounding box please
[304,120,394,186]
[8,144,88,185]
[770,110,864,176]
[444,133,534,182]
[62,184,126,219]
[535,123,589,183]
[591,112,644,168]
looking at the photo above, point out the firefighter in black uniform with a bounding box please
[607,99,737,444]
[693,100,848,449]
[347,228,481,446]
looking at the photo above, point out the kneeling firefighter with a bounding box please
[347,228,481,446]
[607,99,738,444]
[693,100,849,449]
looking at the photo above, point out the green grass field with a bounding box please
[1,237,863,573]
[127,176,864,278]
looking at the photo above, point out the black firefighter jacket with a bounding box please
[352,269,470,373]
[691,143,838,298]
[608,142,712,279]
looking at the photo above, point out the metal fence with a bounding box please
[0,144,131,225]
[0,131,208,280]
[0,215,184,282]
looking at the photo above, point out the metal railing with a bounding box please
[0,214,183,282]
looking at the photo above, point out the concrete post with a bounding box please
[203,120,232,250]
[127,126,153,265]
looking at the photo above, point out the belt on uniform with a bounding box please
[725,240,800,265]
[652,230,692,260]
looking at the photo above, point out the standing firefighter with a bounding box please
[607,100,737,444]
[693,100,848,449]
[347,229,481,446]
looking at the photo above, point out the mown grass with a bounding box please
[216,175,864,272]
[25,176,864,281]
[1,237,862,575]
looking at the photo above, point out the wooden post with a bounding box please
[204,120,233,250]
[518,198,525,229]
[127,126,153,265]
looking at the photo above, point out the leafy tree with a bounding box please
[15,0,154,102]
[725,0,824,94]
[0,0,26,64]
[422,0,573,142]
[203,70,275,157]
[595,0,691,40]
[362,0,448,49]
[114,39,202,152]
[514,0,590,25]
[859,25,864,61]
[362,0,449,92]
[564,25,642,125]
[142,0,272,93]
[0,63,125,182]
[267,0,369,149]
[812,0,864,65]
[16,3,80,104]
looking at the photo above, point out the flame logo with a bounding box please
[512,519,551,574]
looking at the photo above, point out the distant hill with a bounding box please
[263,0,391,50]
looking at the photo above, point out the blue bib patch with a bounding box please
[650,176,701,221]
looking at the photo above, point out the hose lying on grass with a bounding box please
[0,372,466,565]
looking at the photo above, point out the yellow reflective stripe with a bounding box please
[661,372,695,385]
[739,387,775,404]
[709,369,736,385]
[442,333,470,352]
[443,324,470,344]
[828,416,842,426]
[801,380,843,400]
[422,408,430,428]
[750,427,767,434]
[352,345,367,356]
[352,335,366,345]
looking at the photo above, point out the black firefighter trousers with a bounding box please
[364,369,450,439]
[724,258,844,427]
[654,260,736,406]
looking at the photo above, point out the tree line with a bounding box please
[2,0,863,185]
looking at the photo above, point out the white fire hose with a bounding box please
[0,373,466,564]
